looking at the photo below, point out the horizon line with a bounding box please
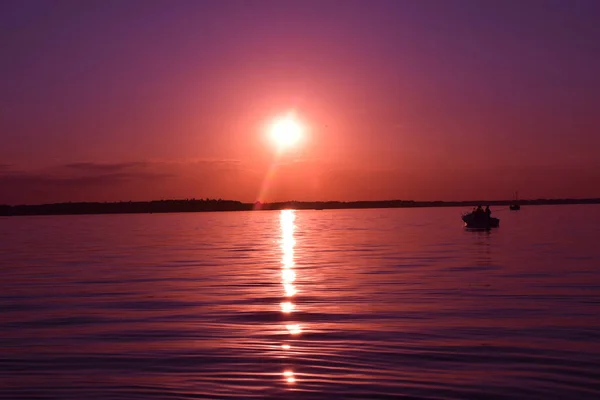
[3,197,600,208]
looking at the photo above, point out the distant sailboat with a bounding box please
[510,191,521,211]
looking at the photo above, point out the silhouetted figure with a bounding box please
[485,205,491,217]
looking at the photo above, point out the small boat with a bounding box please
[510,191,521,211]
[462,211,500,230]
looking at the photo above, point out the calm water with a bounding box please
[1,205,600,399]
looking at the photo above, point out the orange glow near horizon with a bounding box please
[255,111,311,203]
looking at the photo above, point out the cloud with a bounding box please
[1,159,599,205]
[0,159,254,205]
[63,159,246,173]
[183,159,244,172]
[62,161,148,173]
[0,162,172,204]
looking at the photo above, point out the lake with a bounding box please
[1,205,600,399]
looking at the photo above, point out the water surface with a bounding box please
[1,205,600,399]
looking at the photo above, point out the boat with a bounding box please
[462,210,500,229]
[510,191,521,210]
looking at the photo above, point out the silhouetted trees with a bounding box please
[0,199,250,216]
[1,198,599,216]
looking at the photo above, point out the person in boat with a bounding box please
[476,205,483,214]
[485,205,491,217]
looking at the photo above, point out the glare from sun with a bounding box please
[269,115,303,150]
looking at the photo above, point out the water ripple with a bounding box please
[1,206,600,398]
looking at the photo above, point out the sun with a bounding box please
[269,115,303,150]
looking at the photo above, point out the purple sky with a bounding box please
[1,0,599,204]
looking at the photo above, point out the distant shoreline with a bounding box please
[1,198,599,217]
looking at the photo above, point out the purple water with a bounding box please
[1,205,600,399]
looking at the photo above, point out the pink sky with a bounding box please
[1,1,599,204]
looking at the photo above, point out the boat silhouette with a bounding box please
[462,208,499,230]
[510,191,521,210]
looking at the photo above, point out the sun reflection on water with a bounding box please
[282,269,296,283]
[285,324,302,335]
[283,370,296,384]
[280,301,295,313]
[280,211,295,266]
[280,209,297,301]
[283,283,296,297]
[279,210,300,386]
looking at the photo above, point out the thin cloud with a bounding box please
[0,159,251,204]
[185,159,243,170]
[0,170,172,186]
[62,162,148,172]
[3,159,598,205]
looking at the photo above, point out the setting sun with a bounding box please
[269,115,303,150]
